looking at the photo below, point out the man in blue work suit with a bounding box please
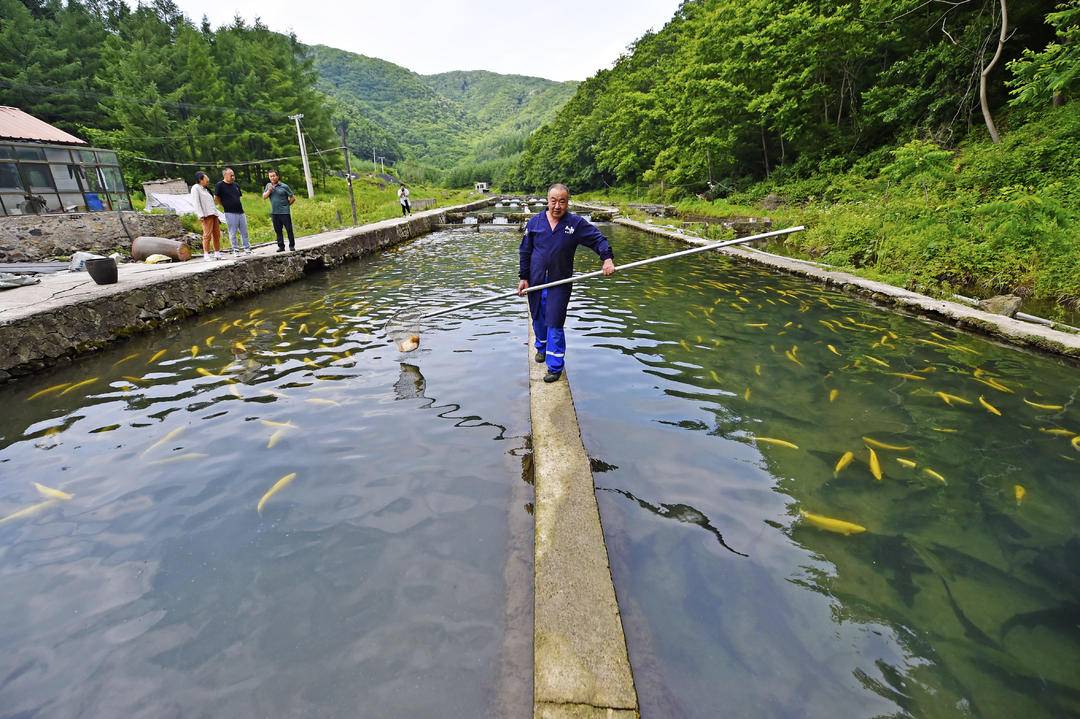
[517,183,616,383]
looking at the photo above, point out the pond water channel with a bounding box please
[2,220,1077,718]
[569,225,1080,718]
[0,229,530,718]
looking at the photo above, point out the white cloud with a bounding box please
[152,0,682,81]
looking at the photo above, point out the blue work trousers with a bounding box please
[532,289,566,373]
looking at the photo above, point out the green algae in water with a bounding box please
[569,224,1080,718]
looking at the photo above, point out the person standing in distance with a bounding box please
[517,183,615,383]
[262,169,296,252]
[214,167,251,256]
[190,171,222,261]
[397,183,411,216]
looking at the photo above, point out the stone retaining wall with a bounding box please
[0,200,491,381]
[0,212,185,262]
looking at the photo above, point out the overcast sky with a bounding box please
[158,0,683,82]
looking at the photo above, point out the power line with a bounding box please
[123,145,346,168]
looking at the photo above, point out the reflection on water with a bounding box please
[0,230,530,718]
[569,225,1080,718]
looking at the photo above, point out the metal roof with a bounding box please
[0,106,86,145]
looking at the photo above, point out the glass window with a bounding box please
[83,166,103,193]
[108,193,131,210]
[78,149,96,163]
[42,192,65,213]
[14,146,46,161]
[101,166,125,192]
[0,162,21,191]
[59,192,84,212]
[96,151,119,165]
[0,146,13,159]
[51,163,81,192]
[1,193,25,215]
[45,147,72,163]
[20,163,55,192]
[83,191,106,211]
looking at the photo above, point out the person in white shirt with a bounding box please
[190,171,222,261]
[397,183,411,216]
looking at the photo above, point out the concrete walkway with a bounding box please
[0,201,489,381]
[529,328,639,719]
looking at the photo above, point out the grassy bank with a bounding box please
[136,174,474,250]
[581,104,1080,321]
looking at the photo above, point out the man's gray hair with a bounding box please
[547,183,570,196]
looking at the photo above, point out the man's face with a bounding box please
[268,172,278,185]
[547,189,569,220]
[223,169,234,183]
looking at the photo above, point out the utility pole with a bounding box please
[289,113,315,198]
[372,147,376,171]
[339,121,358,226]
[377,156,386,176]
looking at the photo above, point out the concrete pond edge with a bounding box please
[528,326,639,718]
[613,216,1080,363]
[0,200,492,382]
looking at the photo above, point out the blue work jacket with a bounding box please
[518,211,614,328]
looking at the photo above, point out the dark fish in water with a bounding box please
[1000,603,1080,641]
[940,576,999,650]
[600,487,748,557]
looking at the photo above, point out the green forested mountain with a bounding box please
[514,0,1072,192]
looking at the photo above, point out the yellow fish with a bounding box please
[33,482,73,501]
[249,308,264,318]
[930,332,952,342]
[257,472,298,514]
[744,387,752,401]
[141,426,185,457]
[112,353,139,367]
[785,349,802,366]
[863,355,890,368]
[220,322,232,334]
[1014,484,1026,504]
[1023,398,1064,411]
[867,447,883,480]
[299,323,309,335]
[745,323,768,329]
[205,335,216,347]
[829,389,839,402]
[932,427,958,433]
[974,376,1014,394]
[0,499,59,525]
[863,437,912,451]
[886,372,925,381]
[1071,435,1080,451]
[935,392,972,406]
[834,451,854,476]
[305,398,340,407]
[754,364,762,377]
[827,344,841,356]
[259,419,295,428]
[799,509,866,536]
[233,341,247,352]
[196,367,216,377]
[148,452,208,465]
[709,370,721,383]
[190,345,200,359]
[971,395,1004,417]
[923,468,946,483]
[147,349,167,364]
[896,458,917,469]
[121,375,144,385]
[1039,428,1076,437]
[755,437,799,449]
[229,384,243,399]
[679,339,690,351]
[267,428,290,448]
[60,377,98,396]
[277,322,288,338]
[27,383,71,400]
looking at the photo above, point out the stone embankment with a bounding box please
[0,201,490,382]
[0,211,184,262]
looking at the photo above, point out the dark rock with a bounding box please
[761,193,783,210]
[977,294,1023,318]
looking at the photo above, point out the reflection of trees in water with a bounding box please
[598,486,748,558]
[394,363,508,440]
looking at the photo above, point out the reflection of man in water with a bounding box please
[517,183,615,383]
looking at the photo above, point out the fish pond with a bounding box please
[2,221,1078,718]
[0,229,532,718]
[566,225,1080,718]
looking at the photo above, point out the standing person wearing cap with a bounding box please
[517,183,615,383]
[190,171,222,261]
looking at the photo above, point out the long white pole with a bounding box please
[290,113,315,199]
[419,225,805,321]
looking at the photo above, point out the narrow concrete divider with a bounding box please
[528,326,639,719]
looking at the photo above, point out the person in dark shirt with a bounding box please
[214,167,250,256]
[517,183,615,382]
[262,169,296,252]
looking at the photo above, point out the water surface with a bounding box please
[0,229,530,718]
